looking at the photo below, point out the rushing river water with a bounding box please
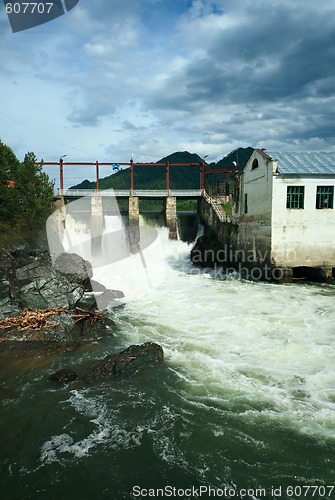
[1,212,335,500]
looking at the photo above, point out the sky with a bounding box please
[1,0,335,188]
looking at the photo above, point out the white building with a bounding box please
[233,149,335,282]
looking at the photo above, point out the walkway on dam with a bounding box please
[62,189,202,198]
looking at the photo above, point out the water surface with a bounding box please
[1,213,334,499]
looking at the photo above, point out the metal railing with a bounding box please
[170,190,202,197]
[203,191,230,223]
[60,189,202,198]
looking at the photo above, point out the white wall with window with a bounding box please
[236,149,335,270]
[271,176,335,267]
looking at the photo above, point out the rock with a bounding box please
[81,342,164,382]
[2,310,116,343]
[85,281,125,309]
[1,311,77,343]
[53,252,93,280]
[17,259,87,309]
[190,228,222,268]
[0,240,92,318]
[41,312,78,341]
[0,298,19,320]
[9,241,31,261]
[50,369,78,383]
[75,314,116,339]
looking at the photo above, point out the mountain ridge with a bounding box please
[70,148,253,191]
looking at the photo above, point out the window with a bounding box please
[244,193,248,213]
[252,159,259,170]
[316,186,334,209]
[287,186,304,209]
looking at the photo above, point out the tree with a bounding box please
[0,141,54,232]
[15,152,54,224]
[0,141,21,225]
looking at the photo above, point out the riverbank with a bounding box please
[0,229,125,372]
[1,216,335,499]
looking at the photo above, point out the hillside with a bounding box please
[215,147,254,172]
[71,152,202,191]
[70,148,253,191]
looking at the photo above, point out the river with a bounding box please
[1,212,335,500]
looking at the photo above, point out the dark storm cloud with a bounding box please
[149,2,335,111]
[3,0,335,162]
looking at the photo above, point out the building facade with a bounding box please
[233,149,335,282]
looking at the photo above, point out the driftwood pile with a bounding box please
[0,307,104,332]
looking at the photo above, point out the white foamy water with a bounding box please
[40,389,146,464]
[61,212,168,306]
[58,212,335,442]
[115,222,335,441]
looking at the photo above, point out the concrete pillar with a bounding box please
[91,196,103,256]
[273,267,293,284]
[164,196,177,240]
[314,266,333,283]
[53,195,66,220]
[49,196,65,256]
[129,196,140,253]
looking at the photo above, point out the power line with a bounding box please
[0,110,96,157]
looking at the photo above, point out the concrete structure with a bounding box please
[91,196,104,256]
[128,196,140,253]
[198,150,335,282]
[232,149,335,282]
[50,195,66,257]
[60,190,195,253]
[164,197,177,239]
[63,189,201,244]
[128,195,177,243]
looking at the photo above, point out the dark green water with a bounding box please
[1,213,335,500]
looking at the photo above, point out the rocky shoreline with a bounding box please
[0,233,164,385]
[0,233,122,332]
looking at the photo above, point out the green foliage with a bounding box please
[71,148,254,196]
[0,141,21,225]
[16,152,54,222]
[72,152,204,192]
[222,202,232,216]
[0,141,54,235]
[176,199,197,211]
[215,147,254,172]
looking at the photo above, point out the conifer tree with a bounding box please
[15,152,54,225]
[0,141,54,232]
[0,141,20,225]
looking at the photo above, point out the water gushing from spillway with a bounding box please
[2,210,335,498]
[61,210,335,441]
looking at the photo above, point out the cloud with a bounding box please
[152,1,335,107]
[1,0,335,170]
[135,0,335,151]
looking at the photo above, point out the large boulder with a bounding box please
[53,252,93,282]
[0,242,92,318]
[81,342,164,382]
[15,257,89,310]
[50,342,164,383]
